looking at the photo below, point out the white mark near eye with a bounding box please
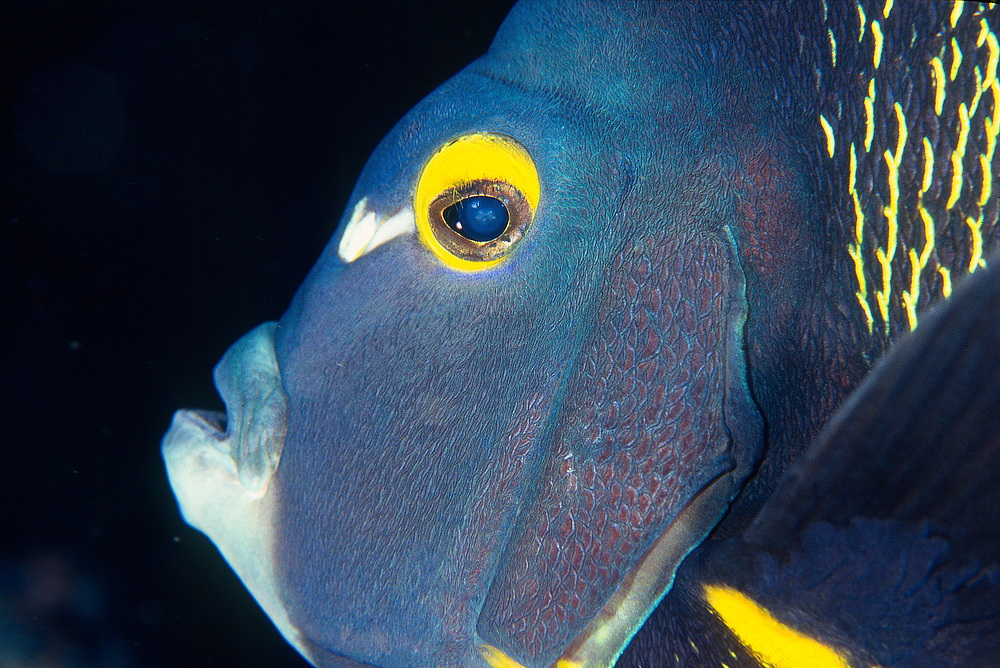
[337,197,416,263]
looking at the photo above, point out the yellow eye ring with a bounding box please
[414,133,540,271]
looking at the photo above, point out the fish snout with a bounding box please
[162,322,314,661]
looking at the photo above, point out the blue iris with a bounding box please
[442,195,509,242]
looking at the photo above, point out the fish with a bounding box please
[161,1,1000,666]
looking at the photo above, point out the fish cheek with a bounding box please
[476,225,764,665]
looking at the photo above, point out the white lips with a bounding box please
[337,197,416,263]
[161,322,315,665]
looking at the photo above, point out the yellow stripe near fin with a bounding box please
[481,645,579,668]
[703,585,852,668]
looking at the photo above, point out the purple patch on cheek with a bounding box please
[477,232,738,661]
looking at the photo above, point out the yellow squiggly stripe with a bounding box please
[883,0,894,19]
[864,78,876,152]
[874,103,908,333]
[970,67,984,118]
[920,136,935,195]
[981,154,994,207]
[931,56,947,116]
[940,266,953,298]
[857,2,866,42]
[902,248,921,330]
[950,0,964,29]
[820,115,835,157]
[828,28,838,67]
[847,144,873,333]
[982,21,999,92]
[951,37,963,81]
[988,80,1000,161]
[901,206,937,331]
[872,21,884,69]
[968,215,986,272]
[947,103,971,209]
[890,102,908,164]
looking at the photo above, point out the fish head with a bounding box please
[163,2,774,666]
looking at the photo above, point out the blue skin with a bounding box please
[173,0,1000,666]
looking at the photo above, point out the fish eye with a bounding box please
[415,133,540,271]
[442,195,508,242]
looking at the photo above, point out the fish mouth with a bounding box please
[163,321,288,510]
[161,322,311,661]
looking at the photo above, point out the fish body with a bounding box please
[162,1,1000,666]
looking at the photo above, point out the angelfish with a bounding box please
[163,1,1000,666]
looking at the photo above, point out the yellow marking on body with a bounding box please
[857,2,866,42]
[820,115,835,157]
[989,80,1000,160]
[875,247,892,331]
[950,0,964,29]
[882,149,900,257]
[947,103,971,209]
[901,206,937,331]
[968,215,986,272]
[828,28,838,66]
[872,102,908,333]
[821,0,828,23]
[920,137,935,195]
[917,206,936,276]
[970,67,985,118]
[981,153,994,206]
[951,37,963,81]
[864,95,875,152]
[890,102,908,164]
[848,244,868,299]
[883,0,894,19]
[940,265,953,298]
[847,144,873,333]
[902,249,920,331]
[931,56,947,116]
[985,26,1000,98]
[481,646,580,668]
[703,585,851,668]
[856,291,875,333]
[872,20,884,69]
[481,645,525,668]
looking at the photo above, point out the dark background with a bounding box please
[2,1,515,665]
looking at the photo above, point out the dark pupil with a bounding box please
[442,195,509,242]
